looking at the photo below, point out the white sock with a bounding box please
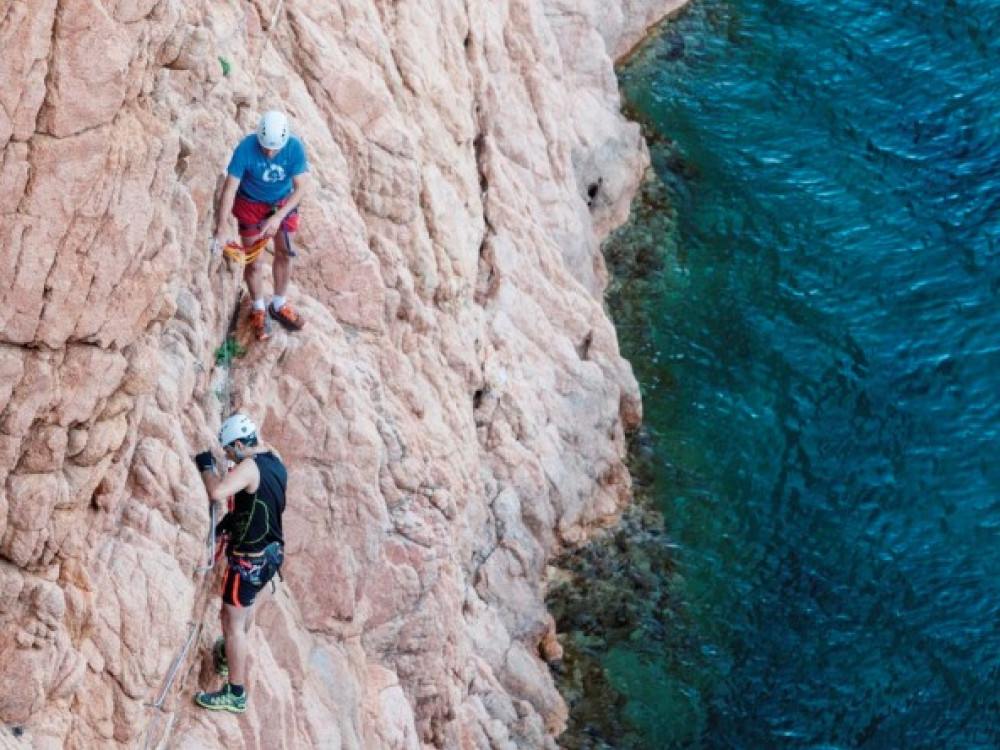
[271,295,286,311]
[253,298,266,311]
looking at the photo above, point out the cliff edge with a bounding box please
[0,0,683,747]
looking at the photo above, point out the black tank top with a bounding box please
[229,452,286,554]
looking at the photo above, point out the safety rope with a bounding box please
[141,228,249,749]
[213,0,285,82]
[252,0,286,78]
[142,3,289,742]
[215,238,246,420]
[222,236,268,266]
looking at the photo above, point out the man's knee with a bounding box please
[223,604,253,632]
[275,234,297,259]
[243,263,265,287]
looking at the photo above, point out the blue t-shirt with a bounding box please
[226,134,309,203]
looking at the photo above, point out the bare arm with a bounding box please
[260,173,310,238]
[278,172,310,219]
[200,457,259,503]
[213,174,241,240]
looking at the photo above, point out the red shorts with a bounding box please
[232,193,299,236]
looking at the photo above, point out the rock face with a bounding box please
[0,0,680,747]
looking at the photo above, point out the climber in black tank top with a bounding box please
[191,413,288,714]
[224,451,286,555]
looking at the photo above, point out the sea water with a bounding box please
[580,0,1000,746]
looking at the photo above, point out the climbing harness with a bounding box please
[229,542,284,588]
[234,193,299,259]
[283,224,298,258]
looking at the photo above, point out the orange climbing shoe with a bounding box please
[269,302,305,332]
[251,309,271,341]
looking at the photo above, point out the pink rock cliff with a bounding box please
[0,0,685,747]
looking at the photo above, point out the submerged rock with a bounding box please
[547,479,679,750]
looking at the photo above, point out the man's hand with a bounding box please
[194,451,217,474]
[213,224,236,248]
[260,214,284,238]
[215,512,235,538]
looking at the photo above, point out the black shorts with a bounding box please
[221,544,283,607]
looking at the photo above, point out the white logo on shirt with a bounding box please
[262,164,286,183]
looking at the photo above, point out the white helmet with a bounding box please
[219,414,257,447]
[256,110,289,150]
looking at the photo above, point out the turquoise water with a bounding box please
[603,0,1000,746]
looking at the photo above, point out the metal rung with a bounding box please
[146,622,201,710]
[196,503,218,573]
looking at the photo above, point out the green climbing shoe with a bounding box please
[194,683,246,713]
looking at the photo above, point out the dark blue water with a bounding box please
[604,0,1000,746]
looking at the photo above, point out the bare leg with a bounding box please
[243,601,258,635]
[242,234,266,302]
[221,603,255,687]
[272,231,295,298]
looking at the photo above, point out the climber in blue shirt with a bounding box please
[212,110,310,341]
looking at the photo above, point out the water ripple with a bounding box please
[605,0,1000,745]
